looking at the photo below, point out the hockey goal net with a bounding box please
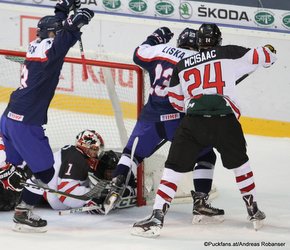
[0,49,198,206]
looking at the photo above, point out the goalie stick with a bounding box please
[20,178,109,201]
[104,137,139,214]
[59,195,137,215]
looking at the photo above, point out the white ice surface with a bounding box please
[1,135,290,250]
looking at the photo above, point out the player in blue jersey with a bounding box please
[103,27,223,219]
[0,0,94,233]
[132,23,277,237]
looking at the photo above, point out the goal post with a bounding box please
[0,49,148,204]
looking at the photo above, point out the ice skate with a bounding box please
[243,195,265,230]
[13,203,47,233]
[131,208,165,238]
[191,190,225,224]
[103,175,125,214]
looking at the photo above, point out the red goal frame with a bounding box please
[0,49,146,206]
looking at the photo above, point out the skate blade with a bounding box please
[12,223,47,233]
[252,219,264,231]
[192,215,225,225]
[131,226,161,238]
[104,194,118,215]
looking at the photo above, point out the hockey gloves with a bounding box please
[264,44,276,54]
[262,44,277,68]
[147,27,174,45]
[55,0,81,16]
[0,163,31,192]
[64,8,94,32]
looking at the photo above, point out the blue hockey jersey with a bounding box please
[3,28,81,125]
[133,39,195,122]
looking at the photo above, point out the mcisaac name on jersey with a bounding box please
[184,50,217,67]
[162,46,187,60]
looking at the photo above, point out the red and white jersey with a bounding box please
[168,45,277,118]
[45,145,91,210]
[0,135,6,168]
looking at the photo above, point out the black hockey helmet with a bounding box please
[177,28,198,51]
[94,150,120,180]
[37,15,63,39]
[197,23,222,49]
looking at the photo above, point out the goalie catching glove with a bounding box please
[64,8,94,31]
[0,164,31,192]
[147,27,174,45]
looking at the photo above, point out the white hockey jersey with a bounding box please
[45,145,90,210]
[0,135,6,168]
[168,45,277,118]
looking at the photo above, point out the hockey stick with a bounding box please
[20,178,108,201]
[123,137,139,194]
[59,195,137,215]
[73,7,89,81]
[151,139,167,154]
[104,137,139,214]
[59,204,102,215]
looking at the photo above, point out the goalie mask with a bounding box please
[37,15,63,39]
[76,130,105,171]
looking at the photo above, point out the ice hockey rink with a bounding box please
[0,134,289,250]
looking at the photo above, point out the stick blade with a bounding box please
[104,193,119,215]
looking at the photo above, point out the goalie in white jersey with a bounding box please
[1,130,135,214]
[132,23,277,237]
[44,130,136,214]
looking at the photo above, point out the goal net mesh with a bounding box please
[0,49,199,206]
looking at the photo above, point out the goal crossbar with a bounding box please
[0,49,146,206]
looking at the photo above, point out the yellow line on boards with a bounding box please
[0,86,289,137]
[0,86,137,120]
[50,93,137,119]
[240,117,290,138]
